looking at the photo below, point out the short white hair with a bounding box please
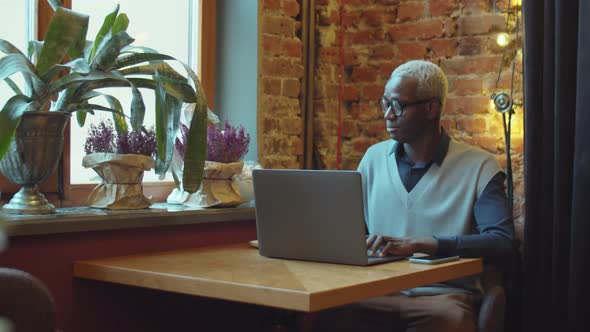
[390,60,448,108]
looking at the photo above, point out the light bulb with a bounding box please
[496,33,510,47]
[512,0,523,8]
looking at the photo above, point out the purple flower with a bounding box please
[175,120,250,163]
[84,120,116,154]
[117,127,157,157]
[84,120,157,157]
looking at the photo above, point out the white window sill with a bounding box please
[0,202,256,237]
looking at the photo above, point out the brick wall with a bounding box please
[258,0,305,169]
[258,0,524,240]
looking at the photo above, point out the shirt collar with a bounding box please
[389,128,450,166]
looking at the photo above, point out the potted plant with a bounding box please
[0,0,209,214]
[82,120,156,209]
[170,120,250,208]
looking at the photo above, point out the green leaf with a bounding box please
[91,31,135,71]
[0,95,33,161]
[155,95,181,175]
[40,58,91,84]
[49,70,129,95]
[0,53,45,96]
[119,63,187,82]
[78,91,128,133]
[76,109,87,127]
[47,0,64,11]
[36,7,89,77]
[130,87,145,131]
[0,39,26,57]
[113,52,175,70]
[111,13,129,35]
[125,77,196,103]
[27,40,44,60]
[89,4,119,61]
[182,95,208,193]
[154,73,167,162]
[3,77,23,95]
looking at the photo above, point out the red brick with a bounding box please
[398,41,428,59]
[290,136,303,155]
[347,30,385,45]
[361,9,385,27]
[319,47,340,64]
[283,38,302,58]
[371,45,396,60]
[449,78,485,96]
[363,83,385,101]
[457,37,484,55]
[474,136,500,153]
[352,137,380,154]
[440,118,457,131]
[342,119,360,137]
[456,117,487,133]
[343,85,360,101]
[262,57,305,78]
[344,49,362,66]
[263,35,282,55]
[263,78,281,96]
[343,12,360,28]
[263,0,280,10]
[351,66,378,82]
[430,0,458,17]
[511,136,524,154]
[430,38,457,57]
[440,55,503,75]
[346,0,374,6]
[363,120,386,137]
[354,100,383,121]
[262,15,295,37]
[462,0,492,14]
[388,19,444,41]
[445,96,490,114]
[283,0,300,17]
[458,14,506,36]
[398,1,426,21]
[283,79,301,98]
[379,62,400,79]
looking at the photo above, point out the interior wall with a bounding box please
[215,0,259,162]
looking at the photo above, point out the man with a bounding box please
[315,60,514,331]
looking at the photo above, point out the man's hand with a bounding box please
[366,235,439,257]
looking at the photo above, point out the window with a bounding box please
[70,0,200,184]
[0,0,35,119]
[0,0,216,206]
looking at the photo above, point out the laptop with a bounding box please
[252,169,405,266]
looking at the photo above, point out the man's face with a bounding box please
[382,76,432,143]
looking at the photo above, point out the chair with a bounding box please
[477,263,506,332]
[0,268,57,332]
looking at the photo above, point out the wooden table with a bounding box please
[74,243,482,313]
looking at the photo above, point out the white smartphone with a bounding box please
[408,255,460,265]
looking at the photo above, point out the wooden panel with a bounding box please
[199,0,216,109]
[74,243,482,312]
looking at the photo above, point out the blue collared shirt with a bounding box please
[394,131,515,257]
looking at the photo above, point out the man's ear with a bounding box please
[425,100,441,120]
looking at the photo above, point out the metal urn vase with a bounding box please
[0,111,70,214]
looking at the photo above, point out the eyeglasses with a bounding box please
[378,97,436,117]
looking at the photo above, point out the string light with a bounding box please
[496,33,510,47]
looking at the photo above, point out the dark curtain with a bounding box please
[523,0,590,331]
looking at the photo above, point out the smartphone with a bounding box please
[408,255,460,265]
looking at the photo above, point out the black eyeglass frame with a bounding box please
[378,97,438,117]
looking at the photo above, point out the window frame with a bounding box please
[0,0,217,207]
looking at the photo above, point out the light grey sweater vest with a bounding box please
[358,139,501,295]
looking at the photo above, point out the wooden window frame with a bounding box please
[0,0,216,208]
